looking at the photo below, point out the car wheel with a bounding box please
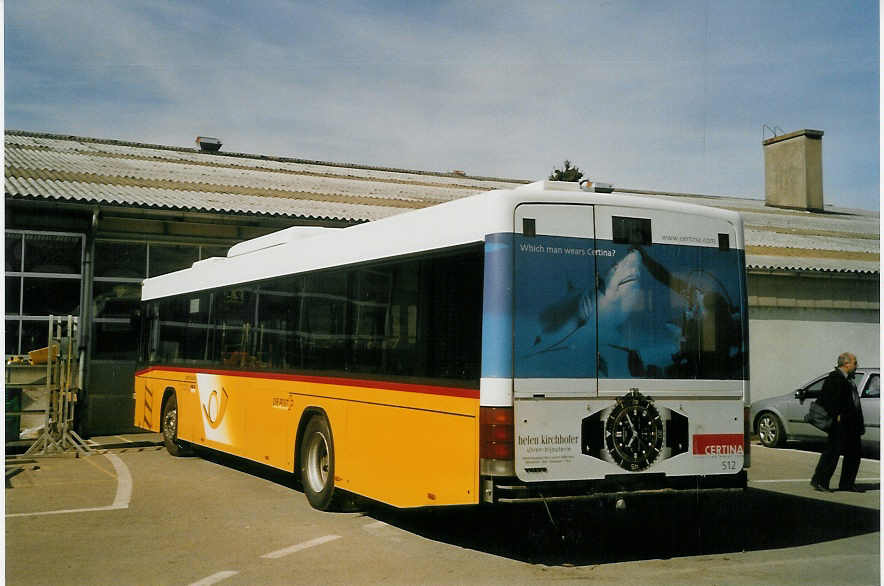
[756,411,785,448]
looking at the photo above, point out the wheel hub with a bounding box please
[759,415,777,444]
[164,407,177,440]
[306,432,329,492]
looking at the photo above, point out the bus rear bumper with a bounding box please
[482,470,747,504]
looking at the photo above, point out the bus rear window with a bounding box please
[514,235,747,381]
[612,216,652,245]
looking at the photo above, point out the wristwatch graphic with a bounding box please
[604,389,664,471]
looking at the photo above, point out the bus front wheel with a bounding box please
[300,415,337,511]
[161,393,192,457]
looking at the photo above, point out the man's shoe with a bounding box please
[840,485,864,493]
[811,480,834,492]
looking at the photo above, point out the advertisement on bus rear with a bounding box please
[512,234,747,381]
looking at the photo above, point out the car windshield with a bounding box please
[802,378,825,398]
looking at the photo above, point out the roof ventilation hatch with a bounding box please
[196,136,222,152]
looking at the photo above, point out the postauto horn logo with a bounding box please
[202,388,230,429]
[195,374,233,445]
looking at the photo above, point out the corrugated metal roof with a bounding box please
[5,176,403,221]
[746,254,880,275]
[6,131,520,223]
[6,130,879,274]
[6,146,501,204]
[744,228,876,254]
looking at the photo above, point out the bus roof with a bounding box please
[141,182,743,301]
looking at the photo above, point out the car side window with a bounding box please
[803,378,825,399]
[862,374,879,398]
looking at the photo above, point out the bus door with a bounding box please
[590,205,747,477]
[512,204,598,482]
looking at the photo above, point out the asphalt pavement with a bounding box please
[5,435,880,585]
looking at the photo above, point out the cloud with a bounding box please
[5,0,879,209]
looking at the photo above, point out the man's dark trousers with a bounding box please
[837,424,862,489]
[814,423,841,488]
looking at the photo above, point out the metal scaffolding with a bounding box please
[6,315,92,457]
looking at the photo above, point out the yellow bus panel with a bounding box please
[135,367,479,508]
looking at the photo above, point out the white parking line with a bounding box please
[6,453,132,518]
[187,571,239,586]
[363,520,388,529]
[107,453,134,507]
[649,552,874,576]
[752,444,879,464]
[751,477,879,484]
[261,535,341,559]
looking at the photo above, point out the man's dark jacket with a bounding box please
[819,368,865,435]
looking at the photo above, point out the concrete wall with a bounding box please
[747,272,879,402]
[748,273,878,312]
[748,306,880,403]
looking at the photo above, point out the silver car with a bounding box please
[751,368,879,456]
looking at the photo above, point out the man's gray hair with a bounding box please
[837,352,856,367]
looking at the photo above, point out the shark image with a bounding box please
[525,279,593,357]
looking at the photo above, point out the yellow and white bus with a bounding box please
[134,180,750,510]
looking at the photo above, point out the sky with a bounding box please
[4,1,880,210]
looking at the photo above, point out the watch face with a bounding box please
[605,390,664,471]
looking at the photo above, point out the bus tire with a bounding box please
[300,415,337,511]
[161,392,192,457]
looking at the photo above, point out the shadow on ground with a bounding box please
[365,488,880,566]
[780,443,879,461]
[195,449,879,567]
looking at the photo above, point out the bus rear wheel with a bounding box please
[161,393,192,457]
[300,415,337,511]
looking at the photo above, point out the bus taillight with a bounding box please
[480,407,514,460]
[743,405,751,468]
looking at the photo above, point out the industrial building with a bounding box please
[5,129,878,435]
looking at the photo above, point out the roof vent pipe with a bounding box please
[196,136,222,152]
[579,179,614,193]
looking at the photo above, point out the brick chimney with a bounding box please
[763,129,824,211]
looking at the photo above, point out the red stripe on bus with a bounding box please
[134,366,480,399]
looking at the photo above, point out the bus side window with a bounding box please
[350,268,393,374]
[300,271,349,371]
[255,276,301,370]
[214,287,257,367]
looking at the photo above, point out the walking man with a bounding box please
[811,352,865,492]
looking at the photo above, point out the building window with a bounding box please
[23,233,83,274]
[148,244,199,277]
[6,276,21,316]
[95,242,147,278]
[4,233,232,359]
[4,231,84,356]
[91,241,229,360]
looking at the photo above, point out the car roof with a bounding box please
[797,367,878,387]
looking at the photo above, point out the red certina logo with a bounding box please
[692,434,744,455]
